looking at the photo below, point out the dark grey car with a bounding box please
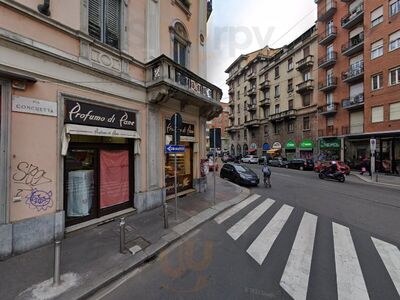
[220,163,260,186]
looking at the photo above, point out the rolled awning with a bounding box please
[61,124,141,156]
[267,149,280,154]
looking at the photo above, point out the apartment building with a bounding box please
[316,0,400,174]
[0,0,221,258]
[225,26,319,160]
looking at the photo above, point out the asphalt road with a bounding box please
[93,166,400,300]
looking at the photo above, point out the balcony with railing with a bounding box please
[318,51,338,69]
[341,3,364,29]
[318,1,337,21]
[259,79,271,90]
[270,109,297,122]
[296,79,314,94]
[147,55,222,118]
[319,26,337,45]
[318,103,339,116]
[296,55,314,71]
[246,71,257,81]
[318,127,339,137]
[342,62,364,83]
[246,86,257,96]
[247,103,257,112]
[341,32,364,56]
[244,118,261,128]
[342,124,364,135]
[259,97,271,106]
[342,93,364,110]
[319,76,338,92]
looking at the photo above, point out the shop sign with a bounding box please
[370,138,376,153]
[165,145,185,153]
[165,120,195,137]
[12,96,57,117]
[300,139,314,150]
[272,142,282,149]
[65,100,136,131]
[320,138,341,149]
[285,141,296,150]
[263,143,271,151]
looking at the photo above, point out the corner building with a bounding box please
[315,0,400,173]
[0,0,221,258]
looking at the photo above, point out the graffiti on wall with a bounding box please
[12,162,54,211]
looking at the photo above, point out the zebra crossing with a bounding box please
[214,194,400,300]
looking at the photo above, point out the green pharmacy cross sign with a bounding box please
[300,140,314,150]
[285,141,296,150]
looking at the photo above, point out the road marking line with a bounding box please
[227,198,275,240]
[246,204,294,265]
[372,237,400,297]
[214,194,260,224]
[280,212,318,300]
[333,223,370,300]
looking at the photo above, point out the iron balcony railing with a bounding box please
[318,51,338,69]
[319,26,337,45]
[318,103,339,115]
[342,62,364,83]
[296,55,314,71]
[342,93,364,110]
[341,32,364,56]
[341,3,364,29]
[319,76,338,92]
[318,1,337,21]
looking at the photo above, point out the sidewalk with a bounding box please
[352,172,400,188]
[0,174,250,300]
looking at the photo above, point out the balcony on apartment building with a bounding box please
[341,3,364,29]
[270,109,297,122]
[341,32,364,56]
[342,62,364,83]
[342,124,364,135]
[296,79,314,94]
[246,71,257,81]
[228,86,234,95]
[318,1,337,22]
[259,97,271,107]
[296,55,314,72]
[318,126,338,137]
[228,100,235,107]
[247,103,257,112]
[244,118,261,128]
[246,86,257,96]
[148,55,221,117]
[226,125,237,133]
[319,26,337,46]
[318,103,339,116]
[319,76,338,92]
[341,93,364,110]
[259,79,271,90]
[228,113,235,120]
[318,51,338,69]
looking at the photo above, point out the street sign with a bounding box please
[370,138,376,153]
[171,113,182,145]
[209,128,221,149]
[165,145,185,153]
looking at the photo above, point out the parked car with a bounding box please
[220,163,259,186]
[241,155,255,163]
[258,156,268,165]
[268,158,288,168]
[222,155,235,163]
[286,159,314,171]
[314,161,350,175]
[208,158,219,172]
[249,156,259,164]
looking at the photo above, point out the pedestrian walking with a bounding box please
[262,163,272,188]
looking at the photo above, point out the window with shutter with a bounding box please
[390,102,400,120]
[371,6,383,27]
[88,0,121,49]
[390,0,400,16]
[372,106,384,123]
[389,30,400,51]
[371,39,383,59]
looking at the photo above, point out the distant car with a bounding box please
[314,161,350,175]
[258,156,268,165]
[220,163,259,186]
[249,156,259,164]
[286,159,314,171]
[208,158,219,172]
[268,158,288,168]
[241,155,254,163]
[222,155,235,163]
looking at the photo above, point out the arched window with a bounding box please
[170,21,190,67]
[231,144,235,156]
[243,144,249,155]
[237,144,241,155]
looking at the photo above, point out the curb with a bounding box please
[59,186,251,300]
[351,174,400,188]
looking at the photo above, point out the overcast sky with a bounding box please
[206,0,317,102]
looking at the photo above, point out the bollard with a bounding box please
[53,240,61,286]
[163,202,169,229]
[120,217,126,254]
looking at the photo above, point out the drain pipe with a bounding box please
[38,0,51,16]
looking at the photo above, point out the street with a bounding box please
[90,166,400,300]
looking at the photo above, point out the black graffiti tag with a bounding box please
[13,162,52,198]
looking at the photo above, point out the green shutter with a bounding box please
[105,0,121,48]
[88,0,102,41]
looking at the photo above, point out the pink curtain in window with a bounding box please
[100,150,129,209]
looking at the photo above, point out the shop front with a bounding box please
[237,144,242,156]
[300,139,314,159]
[285,140,296,160]
[318,138,341,161]
[62,99,139,226]
[262,143,271,156]
[243,144,249,155]
[249,143,257,155]
[267,142,282,157]
[165,119,195,196]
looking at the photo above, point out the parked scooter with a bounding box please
[318,168,345,182]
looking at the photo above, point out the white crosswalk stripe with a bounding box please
[280,212,318,300]
[246,204,294,265]
[227,198,275,240]
[333,222,370,300]
[372,237,400,297]
[214,194,260,224]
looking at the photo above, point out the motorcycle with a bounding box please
[318,168,345,183]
